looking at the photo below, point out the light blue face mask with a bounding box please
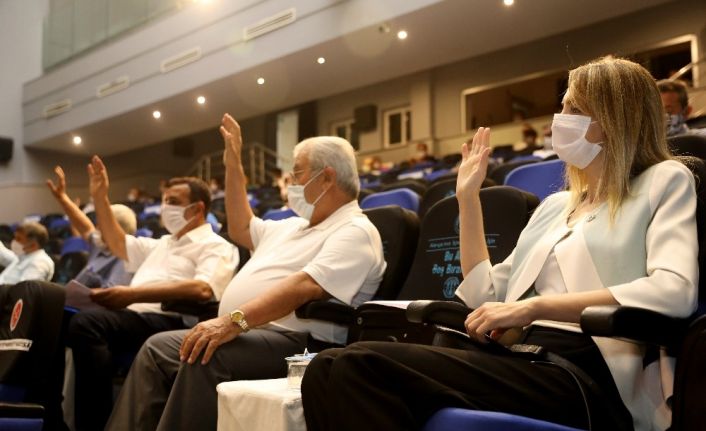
[287,170,327,220]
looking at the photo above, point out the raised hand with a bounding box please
[220,113,243,170]
[46,165,67,199]
[87,155,110,200]
[456,127,491,198]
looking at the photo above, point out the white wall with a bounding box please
[0,0,89,222]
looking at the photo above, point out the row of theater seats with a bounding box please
[2,135,706,429]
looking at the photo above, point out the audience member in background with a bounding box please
[0,222,54,283]
[46,165,135,287]
[276,171,293,208]
[105,115,386,431]
[302,57,697,431]
[66,158,238,431]
[209,176,225,199]
[657,79,706,137]
[515,124,544,156]
[411,142,437,165]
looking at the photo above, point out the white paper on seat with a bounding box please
[217,378,305,431]
[65,280,105,311]
[361,300,413,309]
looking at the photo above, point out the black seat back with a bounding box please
[397,186,539,301]
[419,179,457,218]
[362,206,420,301]
[669,134,706,160]
[0,281,65,402]
[380,179,428,196]
[51,251,88,285]
[488,159,538,185]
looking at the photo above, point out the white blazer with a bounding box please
[456,159,699,431]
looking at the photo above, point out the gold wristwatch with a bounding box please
[229,309,250,332]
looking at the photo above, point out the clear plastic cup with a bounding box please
[285,350,317,389]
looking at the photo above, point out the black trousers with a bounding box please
[301,326,634,431]
[66,309,185,431]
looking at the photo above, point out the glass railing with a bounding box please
[42,0,183,70]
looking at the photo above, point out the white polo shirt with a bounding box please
[0,243,54,284]
[124,223,238,314]
[218,200,386,345]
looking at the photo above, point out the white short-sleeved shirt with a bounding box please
[218,201,386,345]
[125,223,238,314]
[0,245,54,284]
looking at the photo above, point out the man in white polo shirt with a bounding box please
[66,157,238,431]
[106,114,386,431]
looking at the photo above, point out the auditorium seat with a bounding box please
[668,134,706,160]
[503,159,565,201]
[0,281,66,430]
[262,207,296,221]
[296,205,420,344]
[351,187,538,343]
[360,189,421,213]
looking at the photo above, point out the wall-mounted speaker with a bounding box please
[353,104,377,132]
[0,137,13,163]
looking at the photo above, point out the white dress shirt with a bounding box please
[218,200,387,345]
[0,242,54,284]
[124,223,238,314]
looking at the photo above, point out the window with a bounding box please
[330,119,359,150]
[462,71,567,132]
[383,107,411,148]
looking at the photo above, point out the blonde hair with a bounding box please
[563,57,672,218]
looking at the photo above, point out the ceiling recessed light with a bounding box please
[317,57,326,64]
[72,136,82,145]
[152,110,162,119]
[257,77,265,85]
[197,96,206,105]
[397,30,408,40]
[503,0,514,5]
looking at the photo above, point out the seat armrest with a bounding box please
[405,300,471,331]
[161,301,219,322]
[0,402,44,418]
[580,305,690,347]
[295,300,354,325]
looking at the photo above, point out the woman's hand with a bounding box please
[464,298,539,342]
[456,127,491,199]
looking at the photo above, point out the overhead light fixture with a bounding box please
[397,30,408,40]
[152,110,162,119]
[503,0,514,5]
[72,136,82,145]
[197,96,206,105]
[317,57,326,64]
[257,77,265,85]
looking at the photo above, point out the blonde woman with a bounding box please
[301,57,698,431]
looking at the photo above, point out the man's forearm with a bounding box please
[235,272,329,328]
[93,195,128,259]
[57,193,95,238]
[128,279,214,303]
[225,165,255,248]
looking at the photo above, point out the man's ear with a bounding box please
[322,166,337,188]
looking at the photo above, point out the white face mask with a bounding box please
[161,203,195,235]
[11,240,26,257]
[551,114,603,169]
[287,170,327,221]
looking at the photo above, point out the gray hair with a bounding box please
[293,136,360,198]
[111,204,137,235]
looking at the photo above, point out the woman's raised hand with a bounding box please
[456,127,491,198]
